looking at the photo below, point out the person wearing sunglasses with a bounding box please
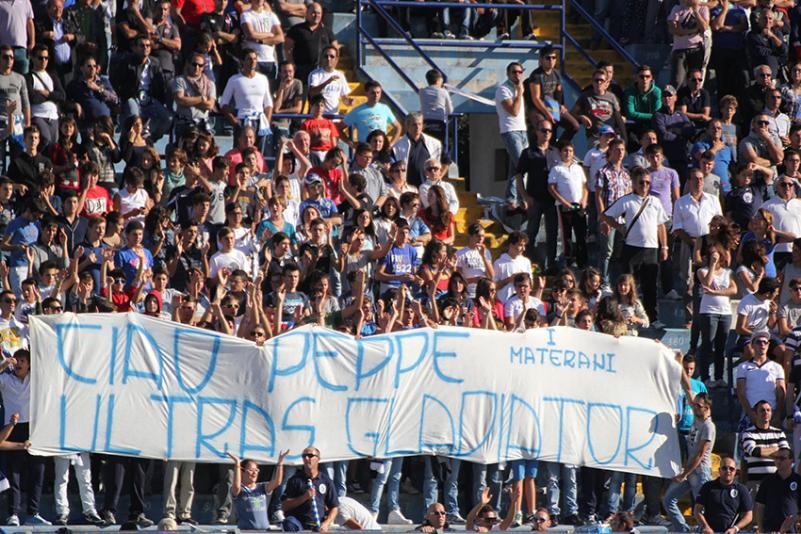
[754,447,801,533]
[761,172,801,271]
[282,447,339,532]
[26,42,65,149]
[694,455,752,534]
[527,508,552,531]
[465,486,519,532]
[416,502,453,532]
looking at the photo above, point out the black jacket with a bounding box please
[109,53,167,104]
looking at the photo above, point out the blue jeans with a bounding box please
[501,130,529,203]
[471,463,504,509]
[323,461,348,497]
[369,458,403,513]
[423,457,461,516]
[699,313,732,382]
[662,468,710,532]
[606,471,637,514]
[122,97,172,142]
[544,462,578,517]
[12,47,28,75]
[597,227,618,285]
[441,2,472,35]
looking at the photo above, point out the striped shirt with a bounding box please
[741,425,789,482]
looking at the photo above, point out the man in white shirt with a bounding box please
[336,496,380,530]
[495,61,528,206]
[504,272,546,330]
[209,227,251,280]
[419,158,459,215]
[548,141,588,268]
[307,44,352,115]
[602,166,670,326]
[736,330,785,420]
[761,175,801,269]
[219,49,274,153]
[672,168,723,296]
[493,231,531,303]
[239,0,283,84]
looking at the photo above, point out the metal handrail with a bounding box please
[367,38,560,50]
[365,0,446,82]
[565,0,641,70]
[371,1,561,10]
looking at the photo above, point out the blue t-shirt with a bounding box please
[4,216,39,267]
[256,219,295,242]
[677,377,708,432]
[343,102,397,142]
[299,198,339,220]
[692,140,735,193]
[380,243,419,290]
[234,482,272,530]
[114,247,154,288]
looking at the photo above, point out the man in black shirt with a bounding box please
[285,2,337,89]
[514,120,559,272]
[755,448,801,533]
[694,455,753,534]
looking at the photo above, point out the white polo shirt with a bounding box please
[672,192,723,238]
[604,193,669,248]
[736,358,784,410]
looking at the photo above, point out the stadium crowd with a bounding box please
[0,0,800,530]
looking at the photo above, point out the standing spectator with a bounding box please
[741,400,789,491]
[0,45,30,137]
[285,2,336,88]
[220,48,274,153]
[515,121,559,273]
[63,0,108,72]
[693,456,753,533]
[595,138,631,285]
[35,0,74,83]
[653,85,695,177]
[392,112,443,188]
[738,329,786,423]
[678,68,712,132]
[602,166,670,324]
[307,44,351,115]
[110,35,172,143]
[26,43,63,148]
[0,0,34,75]
[173,51,217,137]
[419,69,452,146]
[709,0,749,100]
[0,350,51,526]
[663,392,715,532]
[667,0,709,88]
[240,0,283,85]
[272,60,304,138]
[696,243,737,385]
[548,141,588,269]
[342,80,401,145]
[747,9,787,79]
[495,61,528,206]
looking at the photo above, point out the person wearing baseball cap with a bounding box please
[736,327,785,425]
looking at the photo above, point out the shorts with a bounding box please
[510,459,538,480]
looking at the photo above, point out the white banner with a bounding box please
[29,313,682,477]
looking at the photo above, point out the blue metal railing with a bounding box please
[565,0,641,70]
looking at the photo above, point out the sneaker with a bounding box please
[443,30,456,39]
[213,515,229,525]
[387,509,413,525]
[431,31,444,39]
[26,514,52,526]
[7,514,20,526]
[511,511,523,528]
[54,515,69,526]
[135,514,154,528]
[271,510,285,524]
[371,511,379,522]
[102,510,116,527]
[179,517,198,526]
[447,513,467,524]
[498,32,510,40]
[84,512,104,526]
[664,289,682,300]
[651,320,666,330]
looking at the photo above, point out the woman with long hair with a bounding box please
[119,115,152,168]
[374,196,401,246]
[50,116,86,195]
[352,208,377,252]
[386,160,417,200]
[471,277,504,330]
[697,242,737,387]
[579,266,607,310]
[419,185,454,244]
[419,240,452,297]
[366,129,392,175]
[737,208,777,287]
[612,274,649,335]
